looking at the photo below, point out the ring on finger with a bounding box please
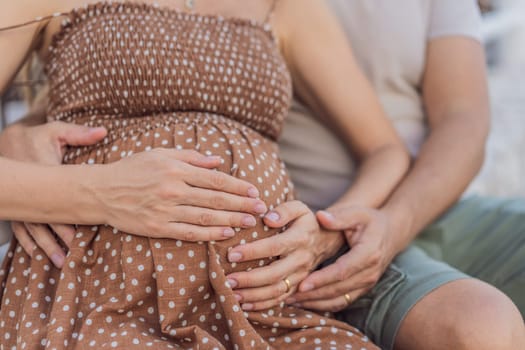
[343,293,352,306]
[283,277,292,293]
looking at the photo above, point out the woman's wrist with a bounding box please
[69,164,111,225]
[0,124,23,156]
[320,228,346,260]
[37,163,110,225]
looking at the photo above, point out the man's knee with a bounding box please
[448,280,524,350]
[396,279,525,350]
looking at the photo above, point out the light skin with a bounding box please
[4,2,524,349]
[226,28,525,350]
[0,0,408,313]
[284,37,492,310]
[224,35,492,311]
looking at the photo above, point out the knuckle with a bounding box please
[183,230,197,242]
[210,173,226,189]
[295,259,308,272]
[272,284,284,298]
[239,274,251,287]
[291,200,308,213]
[238,246,252,260]
[333,284,347,296]
[211,195,226,209]
[229,214,241,227]
[368,252,382,266]
[329,304,340,313]
[333,302,346,312]
[145,220,162,234]
[197,212,213,226]
[269,243,281,258]
[365,273,381,286]
[336,268,349,283]
[241,198,254,212]
[371,270,382,283]
[262,300,278,310]
[157,185,174,200]
[297,255,313,271]
[296,234,310,247]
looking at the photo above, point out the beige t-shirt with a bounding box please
[279,0,482,211]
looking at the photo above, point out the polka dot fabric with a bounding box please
[0,2,377,349]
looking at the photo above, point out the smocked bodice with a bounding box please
[45,2,292,140]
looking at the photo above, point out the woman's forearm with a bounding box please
[328,144,410,210]
[0,158,103,224]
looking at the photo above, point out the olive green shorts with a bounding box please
[332,196,525,350]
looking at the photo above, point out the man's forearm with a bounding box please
[383,112,488,255]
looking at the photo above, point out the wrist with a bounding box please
[318,228,346,262]
[0,124,23,156]
[381,201,416,256]
[66,164,111,225]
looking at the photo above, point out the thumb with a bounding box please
[56,123,107,147]
[316,207,369,231]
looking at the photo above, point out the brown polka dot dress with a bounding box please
[0,2,378,349]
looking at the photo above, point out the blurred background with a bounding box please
[1,0,524,197]
[467,0,525,197]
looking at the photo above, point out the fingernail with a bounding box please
[242,216,257,227]
[285,297,296,304]
[227,279,238,288]
[300,283,314,292]
[241,303,254,311]
[265,212,280,222]
[254,202,267,214]
[51,253,64,268]
[228,252,243,263]
[234,294,242,302]
[247,187,259,198]
[207,155,222,161]
[223,228,235,237]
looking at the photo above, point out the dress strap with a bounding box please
[263,0,278,24]
[0,12,67,32]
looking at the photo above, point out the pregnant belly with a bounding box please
[61,112,294,273]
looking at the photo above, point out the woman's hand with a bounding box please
[224,200,345,311]
[287,205,397,312]
[93,148,267,241]
[0,121,108,267]
[0,122,265,267]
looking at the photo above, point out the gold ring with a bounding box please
[343,293,352,305]
[283,277,292,293]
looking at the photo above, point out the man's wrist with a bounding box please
[381,201,416,256]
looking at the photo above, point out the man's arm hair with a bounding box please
[383,37,490,254]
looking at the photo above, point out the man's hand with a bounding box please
[0,121,107,267]
[225,200,345,311]
[287,206,397,312]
